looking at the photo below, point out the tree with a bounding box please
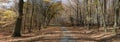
[113,0,119,34]
[12,0,24,37]
[40,1,63,27]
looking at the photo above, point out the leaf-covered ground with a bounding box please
[0,26,119,42]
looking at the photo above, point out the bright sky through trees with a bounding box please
[0,0,65,9]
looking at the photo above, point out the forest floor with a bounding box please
[0,26,120,42]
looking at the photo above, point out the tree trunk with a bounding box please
[113,0,119,34]
[12,0,24,37]
[103,0,107,32]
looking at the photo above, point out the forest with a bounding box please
[0,0,120,42]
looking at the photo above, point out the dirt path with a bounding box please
[60,27,76,42]
[33,27,117,42]
[34,27,96,42]
[35,27,78,42]
[0,27,119,42]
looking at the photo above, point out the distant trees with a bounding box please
[42,1,63,27]
[10,0,119,37]
[20,0,63,33]
[65,0,120,33]
[11,0,63,37]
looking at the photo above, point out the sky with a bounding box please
[0,0,27,9]
[0,0,67,9]
[0,0,13,8]
[0,0,112,9]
